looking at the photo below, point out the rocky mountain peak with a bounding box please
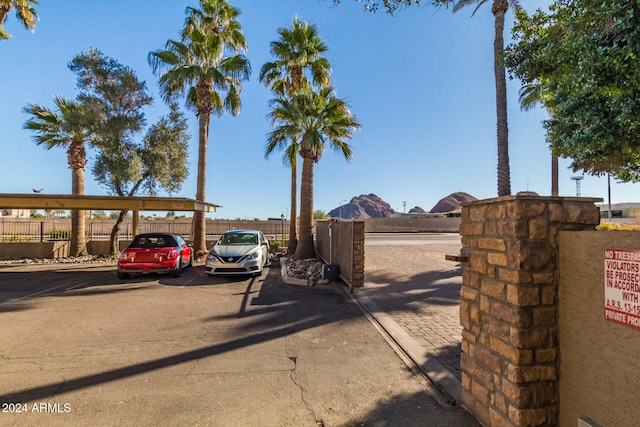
[429,192,478,213]
[328,194,395,219]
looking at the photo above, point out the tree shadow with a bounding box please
[0,265,359,404]
[361,266,463,310]
[0,255,478,425]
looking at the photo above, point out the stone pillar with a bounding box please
[459,196,600,426]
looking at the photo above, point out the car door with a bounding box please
[259,232,269,266]
[175,235,190,267]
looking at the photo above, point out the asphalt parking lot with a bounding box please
[0,259,479,427]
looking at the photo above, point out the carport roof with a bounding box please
[0,193,220,212]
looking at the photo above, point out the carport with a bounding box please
[0,193,220,237]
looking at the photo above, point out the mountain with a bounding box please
[328,194,396,219]
[408,206,426,214]
[429,192,478,213]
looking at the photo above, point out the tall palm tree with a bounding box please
[23,96,93,256]
[270,87,360,259]
[148,0,251,257]
[451,0,521,196]
[0,0,38,40]
[260,17,332,254]
[264,131,299,251]
[518,81,558,196]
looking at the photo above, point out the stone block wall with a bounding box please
[459,196,601,426]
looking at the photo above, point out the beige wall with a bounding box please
[365,216,460,233]
[0,241,70,259]
[558,231,639,427]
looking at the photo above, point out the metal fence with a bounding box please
[0,218,291,242]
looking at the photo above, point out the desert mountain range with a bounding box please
[327,192,478,219]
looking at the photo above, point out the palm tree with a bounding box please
[0,0,38,40]
[264,132,299,252]
[269,87,360,259]
[451,0,521,196]
[518,81,558,196]
[265,94,304,252]
[148,0,251,257]
[23,96,93,256]
[260,17,332,254]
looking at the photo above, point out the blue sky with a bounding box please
[1,0,633,220]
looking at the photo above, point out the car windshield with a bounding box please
[219,233,258,246]
[129,235,176,248]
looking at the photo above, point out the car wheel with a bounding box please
[171,257,181,278]
[117,271,129,280]
[187,253,193,268]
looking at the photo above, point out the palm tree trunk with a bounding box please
[493,0,511,197]
[70,166,87,256]
[288,158,298,254]
[551,154,559,196]
[69,140,87,257]
[192,111,211,258]
[295,153,315,259]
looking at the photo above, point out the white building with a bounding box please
[0,209,30,218]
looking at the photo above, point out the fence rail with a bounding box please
[0,219,291,242]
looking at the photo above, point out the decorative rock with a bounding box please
[282,256,325,282]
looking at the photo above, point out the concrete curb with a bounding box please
[351,292,462,406]
[279,258,310,286]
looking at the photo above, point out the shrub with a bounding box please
[48,229,71,240]
[269,240,283,253]
[596,223,640,231]
[2,235,34,242]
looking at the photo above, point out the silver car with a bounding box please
[205,230,270,276]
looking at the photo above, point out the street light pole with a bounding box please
[338,199,346,218]
[281,213,285,250]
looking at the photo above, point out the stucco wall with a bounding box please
[0,241,70,259]
[558,231,640,427]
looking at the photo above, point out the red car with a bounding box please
[117,233,193,280]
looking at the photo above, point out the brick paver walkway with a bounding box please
[356,238,464,382]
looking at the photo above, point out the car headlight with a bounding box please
[247,252,259,260]
[207,250,218,260]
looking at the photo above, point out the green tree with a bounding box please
[70,48,189,254]
[314,209,330,220]
[0,0,38,40]
[93,103,190,254]
[270,87,360,259]
[332,0,422,13]
[23,96,94,256]
[260,17,332,254]
[506,1,640,181]
[149,0,251,258]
